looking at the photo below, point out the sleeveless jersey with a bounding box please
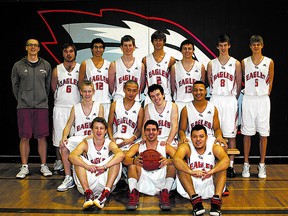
[86,138,111,165]
[139,141,166,158]
[174,60,203,102]
[54,63,81,108]
[147,101,173,140]
[113,99,141,139]
[146,53,172,101]
[243,56,271,96]
[85,58,111,103]
[210,57,238,96]
[113,58,142,101]
[73,102,101,136]
[186,101,215,137]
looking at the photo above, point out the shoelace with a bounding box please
[160,190,170,204]
[211,197,222,206]
[192,196,202,206]
[99,190,109,202]
[128,191,138,204]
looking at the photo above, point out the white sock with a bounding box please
[128,178,138,193]
[164,177,174,192]
[230,161,234,168]
[259,163,265,167]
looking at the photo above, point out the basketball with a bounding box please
[141,149,162,171]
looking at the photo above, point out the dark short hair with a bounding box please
[121,35,135,46]
[91,117,108,129]
[144,119,159,130]
[191,124,207,135]
[216,34,230,46]
[90,38,106,49]
[124,80,138,89]
[62,42,77,57]
[250,35,264,45]
[180,39,195,51]
[148,84,164,97]
[151,30,166,43]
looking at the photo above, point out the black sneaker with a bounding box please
[210,195,222,216]
[227,167,236,178]
[191,194,205,215]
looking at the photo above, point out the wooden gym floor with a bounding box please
[0,163,287,216]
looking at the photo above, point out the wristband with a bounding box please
[103,164,107,171]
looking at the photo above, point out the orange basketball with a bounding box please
[141,149,162,171]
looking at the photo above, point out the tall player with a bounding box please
[78,38,111,121]
[142,30,176,106]
[170,39,206,118]
[107,80,144,151]
[207,34,242,178]
[241,35,274,178]
[51,43,81,173]
[57,80,104,192]
[108,35,145,103]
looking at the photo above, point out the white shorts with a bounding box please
[241,95,270,136]
[175,101,190,122]
[138,166,176,196]
[73,155,122,196]
[52,106,74,147]
[176,174,214,200]
[210,95,238,138]
[65,136,87,152]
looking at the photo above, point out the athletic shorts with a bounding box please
[17,108,49,139]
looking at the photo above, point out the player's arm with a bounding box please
[141,104,150,140]
[200,63,206,83]
[134,107,144,140]
[178,106,189,144]
[206,60,213,87]
[106,140,125,168]
[139,62,146,94]
[98,103,104,118]
[207,143,230,176]
[60,106,76,144]
[173,143,192,174]
[170,64,176,100]
[166,102,178,145]
[122,143,140,166]
[78,60,87,89]
[51,67,58,93]
[268,59,274,95]
[108,61,116,95]
[212,107,227,147]
[68,139,89,168]
[235,60,242,99]
[107,101,116,141]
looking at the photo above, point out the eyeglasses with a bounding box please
[93,45,104,49]
[26,43,40,47]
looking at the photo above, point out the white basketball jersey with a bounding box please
[147,101,173,140]
[186,101,215,137]
[174,60,203,102]
[243,56,271,96]
[139,141,166,157]
[86,138,111,165]
[113,58,142,101]
[54,63,81,108]
[113,99,141,139]
[73,102,101,136]
[85,58,111,103]
[146,53,172,101]
[210,57,238,96]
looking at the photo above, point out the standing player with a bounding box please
[51,42,81,173]
[241,35,274,178]
[108,35,145,102]
[170,39,206,118]
[107,80,144,151]
[57,80,104,192]
[142,30,176,106]
[207,34,242,178]
[78,38,111,121]
[143,84,178,149]
[69,117,125,209]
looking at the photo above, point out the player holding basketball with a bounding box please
[123,119,176,211]
[174,124,229,216]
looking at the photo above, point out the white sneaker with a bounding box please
[40,164,53,177]
[57,175,75,191]
[258,164,267,178]
[16,165,29,179]
[242,163,250,178]
[53,160,64,171]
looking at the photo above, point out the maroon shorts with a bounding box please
[17,108,49,139]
